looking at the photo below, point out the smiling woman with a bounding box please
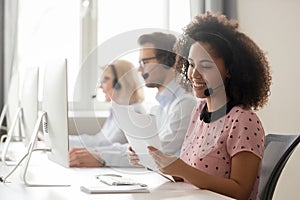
[2,1,300,199]
[146,12,271,200]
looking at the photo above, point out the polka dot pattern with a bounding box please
[180,100,265,200]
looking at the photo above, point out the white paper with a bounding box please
[112,102,161,170]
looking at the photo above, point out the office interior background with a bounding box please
[0,0,299,199]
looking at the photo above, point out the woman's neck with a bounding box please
[206,93,229,112]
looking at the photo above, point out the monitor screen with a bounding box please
[42,59,69,167]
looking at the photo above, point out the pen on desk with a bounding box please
[146,167,175,182]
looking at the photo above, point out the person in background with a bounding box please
[136,12,272,200]
[128,32,196,162]
[69,59,145,167]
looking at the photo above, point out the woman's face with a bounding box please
[188,42,228,99]
[99,68,115,102]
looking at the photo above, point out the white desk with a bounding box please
[0,143,233,200]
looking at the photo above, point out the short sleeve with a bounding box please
[226,110,265,159]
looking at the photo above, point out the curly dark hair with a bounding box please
[174,12,272,110]
[138,32,177,68]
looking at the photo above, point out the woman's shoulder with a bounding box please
[230,106,260,119]
[228,106,264,131]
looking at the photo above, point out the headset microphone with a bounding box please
[204,84,224,97]
[142,73,149,79]
[142,67,157,79]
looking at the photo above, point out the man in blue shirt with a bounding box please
[131,32,196,158]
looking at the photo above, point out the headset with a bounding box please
[162,55,173,69]
[109,64,121,90]
[157,49,176,69]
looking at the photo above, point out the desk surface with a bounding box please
[0,142,233,200]
[68,110,110,118]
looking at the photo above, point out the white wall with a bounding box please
[237,0,300,199]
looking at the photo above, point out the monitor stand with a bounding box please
[0,104,8,133]
[21,111,70,187]
[1,107,24,166]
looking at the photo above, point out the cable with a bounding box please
[0,148,51,183]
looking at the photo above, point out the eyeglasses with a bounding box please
[138,57,157,67]
[96,64,119,88]
[96,77,111,88]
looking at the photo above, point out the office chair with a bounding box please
[258,133,300,200]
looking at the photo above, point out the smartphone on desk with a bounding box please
[80,174,149,194]
[95,174,148,187]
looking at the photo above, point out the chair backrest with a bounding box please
[258,134,300,200]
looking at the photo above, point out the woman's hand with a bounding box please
[127,146,143,167]
[147,146,183,176]
[69,147,105,167]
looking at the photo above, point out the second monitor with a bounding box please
[42,58,69,167]
[23,58,69,173]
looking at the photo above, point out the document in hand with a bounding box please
[80,185,150,194]
[111,102,161,170]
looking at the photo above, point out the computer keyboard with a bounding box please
[96,174,147,187]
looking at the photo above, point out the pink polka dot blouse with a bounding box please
[180,100,265,200]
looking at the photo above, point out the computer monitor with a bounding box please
[42,59,69,167]
[19,67,39,145]
[5,70,20,134]
[21,59,69,186]
[1,67,39,164]
[0,70,20,141]
[1,70,22,164]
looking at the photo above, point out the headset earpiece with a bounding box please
[162,56,171,69]
[162,52,176,69]
[113,81,121,90]
[110,64,121,90]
